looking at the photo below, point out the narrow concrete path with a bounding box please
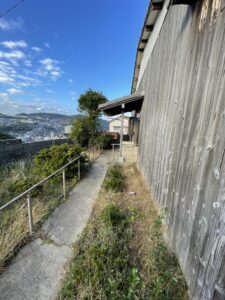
[0,152,111,300]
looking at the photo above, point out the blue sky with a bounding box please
[0,0,148,115]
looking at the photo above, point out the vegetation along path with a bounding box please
[59,164,187,299]
[0,152,111,300]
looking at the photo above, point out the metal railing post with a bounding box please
[27,193,33,236]
[62,169,66,199]
[78,158,81,181]
[112,144,115,160]
[0,154,84,215]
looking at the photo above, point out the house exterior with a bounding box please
[100,1,225,299]
[109,116,129,135]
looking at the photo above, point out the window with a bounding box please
[113,126,121,132]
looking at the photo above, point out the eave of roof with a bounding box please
[131,0,197,94]
[99,93,144,116]
[131,0,165,94]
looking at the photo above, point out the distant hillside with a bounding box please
[0,123,37,134]
[0,132,14,140]
[15,113,81,120]
[0,113,17,120]
[0,112,108,136]
[14,113,108,129]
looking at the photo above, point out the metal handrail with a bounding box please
[0,145,101,235]
[0,156,80,212]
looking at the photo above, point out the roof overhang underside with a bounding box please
[131,0,165,94]
[99,94,144,116]
[131,0,198,94]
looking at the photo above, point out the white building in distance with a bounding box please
[109,116,129,135]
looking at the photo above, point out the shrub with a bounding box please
[101,203,127,228]
[32,143,84,179]
[104,164,123,192]
[95,134,113,149]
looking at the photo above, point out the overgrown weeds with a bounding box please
[59,164,187,299]
[0,143,89,271]
[104,164,123,192]
[59,203,144,300]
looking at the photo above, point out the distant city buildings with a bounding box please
[64,125,72,136]
[0,114,67,142]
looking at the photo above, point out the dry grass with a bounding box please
[0,149,99,273]
[122,165,187,298]
[0,182,68,272]
[59,164,188,299]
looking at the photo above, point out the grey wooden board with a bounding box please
[136,1,225,299]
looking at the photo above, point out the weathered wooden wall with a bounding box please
[136,1,225,299]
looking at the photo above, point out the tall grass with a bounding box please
[0,150,86,271]
[0,161,67,271]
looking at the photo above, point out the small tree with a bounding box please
[70,116,94,147]
[78,89,108,118]
[70,89,108,147]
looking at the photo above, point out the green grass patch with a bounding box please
[59,203,143,300]
[104,164,123,193]
[58,165,187,300]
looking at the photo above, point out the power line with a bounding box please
[0,0,25,18]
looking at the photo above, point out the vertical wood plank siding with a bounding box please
[136,1,225,299]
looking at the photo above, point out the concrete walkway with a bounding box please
[0,152,111,300]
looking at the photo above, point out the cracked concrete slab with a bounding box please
[0,152,111,300]
[43,153,109,246]
[0,239,71,300]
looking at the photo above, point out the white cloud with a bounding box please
[32,46,42,53]
[0,70,14,84]
[44,42,50,48]
[0,59,41,88]
[0,94,70,115]
[0,40,27,49]
[0,50,26,61]
[40,58,55,71]
[68,79,73,84]
[16,74,42,87]
[39,58,63,80]
[0,17,24,32]
[7,88,23,95]
[24,60,32,67]
[46,89,55,94]
[0,61,16,84]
